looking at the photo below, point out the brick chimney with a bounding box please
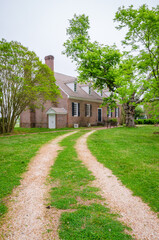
[45,55,54,72]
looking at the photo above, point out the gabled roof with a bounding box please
[46,107,67,114]
[54,72,110,103]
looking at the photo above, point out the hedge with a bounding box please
[135,119,159,125]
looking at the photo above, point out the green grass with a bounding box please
[0,131,66,217]
[0,125,107,136]
[50,131,132,239]
[0,127,76,135]
[87,126,159,214]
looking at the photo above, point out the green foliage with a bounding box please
[0,39,60,133]
[108,4,159,126]
[144,101,159,119]
[135,119,159,125]
[135,106,144,119]
[114,4,159,98]
[105,56,149,127]
[63,10,159,127]
[88,127,159,213]
[109,118,117,123]
[0,131,65,217]
[114,56,148,104]
[50,131,132,239]
[63,14,120,91]
[105,118,118,127]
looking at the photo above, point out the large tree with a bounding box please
[104,56,150,127]
[63,14,120,91]
[113,4,159,125]
[114,4,159,99]
[0,39,60,133]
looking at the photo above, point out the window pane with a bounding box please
[74,102,78,116]
[116,107,118,117]
[74,83,77,92]
[86,104,90,117]
[109,108,111,117]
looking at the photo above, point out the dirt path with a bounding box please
[75,130,159,240]
[0,131,76,240]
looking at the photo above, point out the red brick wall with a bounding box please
[20,108,31,128]
[20,90,68,128]
[20,89,122,129]
[68,99,122,127]
[56,114,67,128]
[68,100,102,127]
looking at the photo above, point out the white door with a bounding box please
[48,114,56,129]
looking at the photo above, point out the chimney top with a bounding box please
[45,55,54,72]
[45,55,54,60]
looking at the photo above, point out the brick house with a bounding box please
[20,55,121,129]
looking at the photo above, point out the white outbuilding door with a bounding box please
[46,107,67,129]
[48,114,56,129]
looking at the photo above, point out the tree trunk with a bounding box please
[123,103,135,127]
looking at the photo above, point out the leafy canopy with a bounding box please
[63,14,120,91]
[103,55,149,117]
[0,39,60,133]
[114,4,159,98]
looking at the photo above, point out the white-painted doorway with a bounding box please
[48,114,56,129]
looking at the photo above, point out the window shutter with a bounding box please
[78,103,80,116]
[118,107,120,117]
[115,108,117,117]
[85,104,87,117]
[111,111,113,117]
[72,102,74,116]
[90,104,92,117]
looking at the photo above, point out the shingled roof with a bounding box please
[54,72,109,103]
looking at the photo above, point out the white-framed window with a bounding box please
[74,82,77,92]
[86,104,90,117]
[72,102,80,117]
[115,107,119,118]
[74,102,78,116]
[85,104,92,117]
[107,107,112,118]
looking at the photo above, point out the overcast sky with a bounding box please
[1,0,158,76]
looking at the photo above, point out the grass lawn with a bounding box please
[0,127,75,135]
[49,131,132,240]
[0,126,107,136]
[0,131,66,218]
[87,126,159,214]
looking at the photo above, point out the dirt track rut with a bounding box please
[75,130,159,240]
[0,131,76,240]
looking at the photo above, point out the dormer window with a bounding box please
[74,82,77,92]
[89,86,91,95]
[94,89,103,97]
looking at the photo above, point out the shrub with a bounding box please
[105,118,118,126]
[135,119,159,125]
